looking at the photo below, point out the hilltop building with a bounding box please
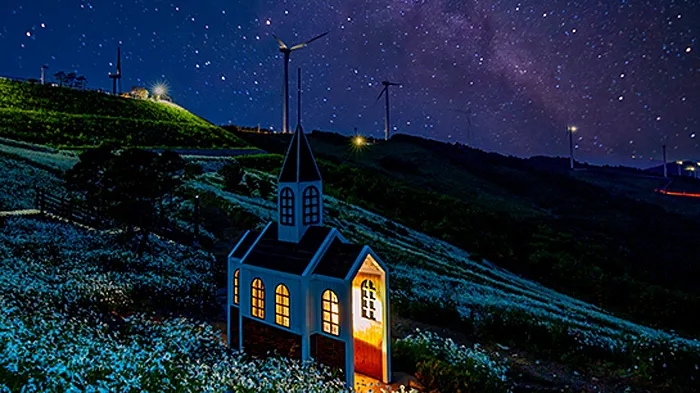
[227,125,391,387]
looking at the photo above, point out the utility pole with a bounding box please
[662,145,668,178]
[568,125,577,170]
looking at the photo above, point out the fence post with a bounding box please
[67,198,73,222]
[39,191,45,215]
[194,195,200,244]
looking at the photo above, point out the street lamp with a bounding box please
[677,161,683,176]
[567,125,577,170]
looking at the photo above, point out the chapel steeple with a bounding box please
[277,124,323,243]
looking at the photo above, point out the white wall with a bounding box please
[239,266,303,334]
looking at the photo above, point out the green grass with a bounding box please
[0,79,248,148]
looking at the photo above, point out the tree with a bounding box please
[218,161,244,191]
[75,76,87,90]
[54,71,66,87]
[65,72,77,88]
[65,147,186,254]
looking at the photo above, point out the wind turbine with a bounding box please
[40,64,49,85]
[272,32,328,134]
[448,108,474,146]
[109,46,122,95]
[376,81,401,141]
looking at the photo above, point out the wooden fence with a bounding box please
[35,188,199,245]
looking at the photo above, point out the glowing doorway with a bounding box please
[352,254,388,382]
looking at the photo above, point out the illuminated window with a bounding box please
[302,186,320,225]
[275,284,291,327]
[234,269,240,305]
[322,289,339,336]
[361,280,377,320]
[251,278,265,319]
[280,187,294,226]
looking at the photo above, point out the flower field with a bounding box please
[190,169,700,388]
[0,217,354,392]
[2,143,698,390]
[0,154,64,211]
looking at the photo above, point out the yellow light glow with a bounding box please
[687,167,696,171]
[354,136,366,147]
[677,161,684,165]
[151,81,169,100]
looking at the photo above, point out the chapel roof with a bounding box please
[241,223,333,275]
[230,230,259,259]
[312,237,366,279]
[278,124,322,183]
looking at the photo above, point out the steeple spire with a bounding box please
[278,124,322,183]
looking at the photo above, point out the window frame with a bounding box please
[361,280,377,320]
[275,284,291,328]
[321,289,340,336]
[234,269,240,305]
[251,278,265,319]
[280,187,295,226]
[302,186,320,225]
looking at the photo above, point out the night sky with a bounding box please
[1,0,699,166]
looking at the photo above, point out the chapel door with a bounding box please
[352,274,384,381]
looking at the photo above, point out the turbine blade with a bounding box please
[290,31,329,50]
[272,34,288,49]
[375,87,387,103]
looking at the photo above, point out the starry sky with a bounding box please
[1,0,699,167]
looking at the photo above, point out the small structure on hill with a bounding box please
[227,124,391,387]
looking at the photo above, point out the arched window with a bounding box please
[234,269,240,305]
[322,289,340,336]
[275,284,291,327]
[302,186,320,225]
[361,280,377,320]
[280,187,295,226]
[251,278,265,319]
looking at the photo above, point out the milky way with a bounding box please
[1,0,698,166]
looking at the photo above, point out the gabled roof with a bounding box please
[279,124,322,183]
[312,237,365,279]
[241,223,333,275]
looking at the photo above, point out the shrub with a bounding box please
[218,162,244,191]
[184,163,204,179]
[393,329,512,393]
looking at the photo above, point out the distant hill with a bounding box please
[230,129,700,338]
[0,79,248,148]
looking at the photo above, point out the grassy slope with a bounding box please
[0,79,248,148]
[4,144,700,391]
[230,129,700,338]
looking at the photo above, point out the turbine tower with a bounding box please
[449,108,474,146]
[40,64,49,85]
[376,81,401,141]
[109,46,122,95]
[662,144,668,178]
[272,32,328,134]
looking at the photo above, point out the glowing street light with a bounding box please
[677,161,683,176]
[567,125,577,170]
[152,84,167,101]
[353,136,366,147]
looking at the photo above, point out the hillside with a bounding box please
[229,129,700,340]
[3,145,699,392]
[0,79,248,148]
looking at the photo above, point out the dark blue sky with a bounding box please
[1,0,698,167]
